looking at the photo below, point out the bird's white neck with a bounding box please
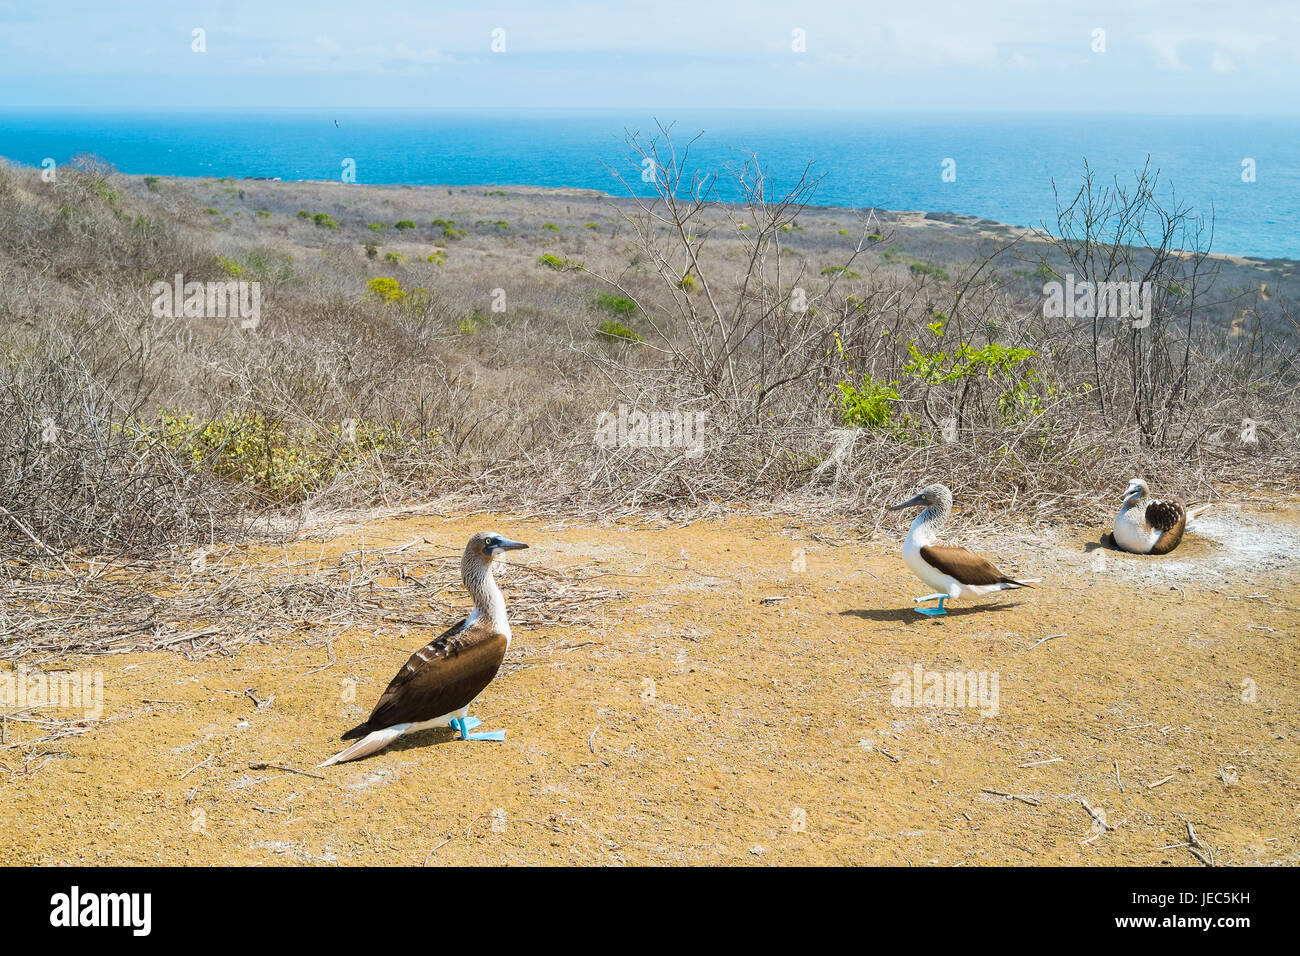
[906,507,945,549]
[466,562,512,643]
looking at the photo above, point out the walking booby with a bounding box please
[888,483,1039,615]
[319,532,528,767]
[1111,478,1210,555]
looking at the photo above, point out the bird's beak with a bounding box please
[888,493,928,511]
[496,538,529,551]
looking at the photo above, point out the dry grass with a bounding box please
[0,146,1297,658]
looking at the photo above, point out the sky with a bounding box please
[1,0,1297,114]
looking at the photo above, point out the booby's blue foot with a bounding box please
[450,717,504,742]
[915,597,948,616]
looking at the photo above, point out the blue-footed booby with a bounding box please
[888,483,1039,616]
[1112,478,1210,555]
[319,532,527,767]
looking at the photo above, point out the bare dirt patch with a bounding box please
[1,502,1296,865]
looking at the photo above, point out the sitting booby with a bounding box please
[888,483,1039,615]
[1111,478,1210,555]
[319,531,528,767]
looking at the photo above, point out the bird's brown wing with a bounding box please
[343,617,507,738]
[920,545,1022,587]
[1146,498,1187,555]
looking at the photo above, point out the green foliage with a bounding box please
[909,261,948,281]
[836,377,900,428]
[215,256,245,278]
[542,222,561,232]
[367,222,388,231]
[426,248,447,266]
[204,207,219,215]
[595,320,642,344]
[143,176,161,192]
[128,411,440,504]
[297,210,312,219]
[458,307,490,334]
[363,241,379,260]
[366,277,406,303]
[242,250,293,281]
[255,209,271,218]
[585,222,600,230]
[384,251,406,264]
[593,292,636,316]
[394,220,416,230]
[313,212,338,229]
[678,272,698,292]
[904,338,1042,421]
[537,253,583,271]
[867,232,883,242]
[820,265,862,279]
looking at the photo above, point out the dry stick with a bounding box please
[1186,822,1215,866]
[1080,798,1111,830]
[248,761,324,780]
[1026,633,1066,650]
[1018,756,1064,768]
[982,788,1040,806]
[1114,761,1124,793]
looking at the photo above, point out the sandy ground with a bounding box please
[1,500,1297,866]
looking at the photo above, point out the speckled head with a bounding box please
[1122,478,1150,504]
[888,483,953,515]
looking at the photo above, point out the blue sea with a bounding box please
[1,110,1296,259]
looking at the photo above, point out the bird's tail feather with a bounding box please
[1002,578,1041,589]
[1187,503,1212,520]
[318,725,407,768]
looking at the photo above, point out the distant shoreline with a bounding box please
[109,168,1300,269]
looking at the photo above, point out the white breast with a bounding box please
[1113,504,1159,553]
[902,535,956,594]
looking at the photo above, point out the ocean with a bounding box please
[0,109,1295,259]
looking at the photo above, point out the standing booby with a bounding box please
[888,483,1039,615]
[319,531,528,767]
[1111,478,1210,555]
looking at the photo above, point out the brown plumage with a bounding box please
[319,531,527,767]
[1146,498,1188,555]
[341,617,507,740]
[919,545,1034,588]
[1113,478,1209,555]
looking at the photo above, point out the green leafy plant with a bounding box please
[538,253,582,271]
[366,277,406,303]
[593,292,636,315]
[596,320,642,344]
[909,261,948,281]
[836,376,900,428]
